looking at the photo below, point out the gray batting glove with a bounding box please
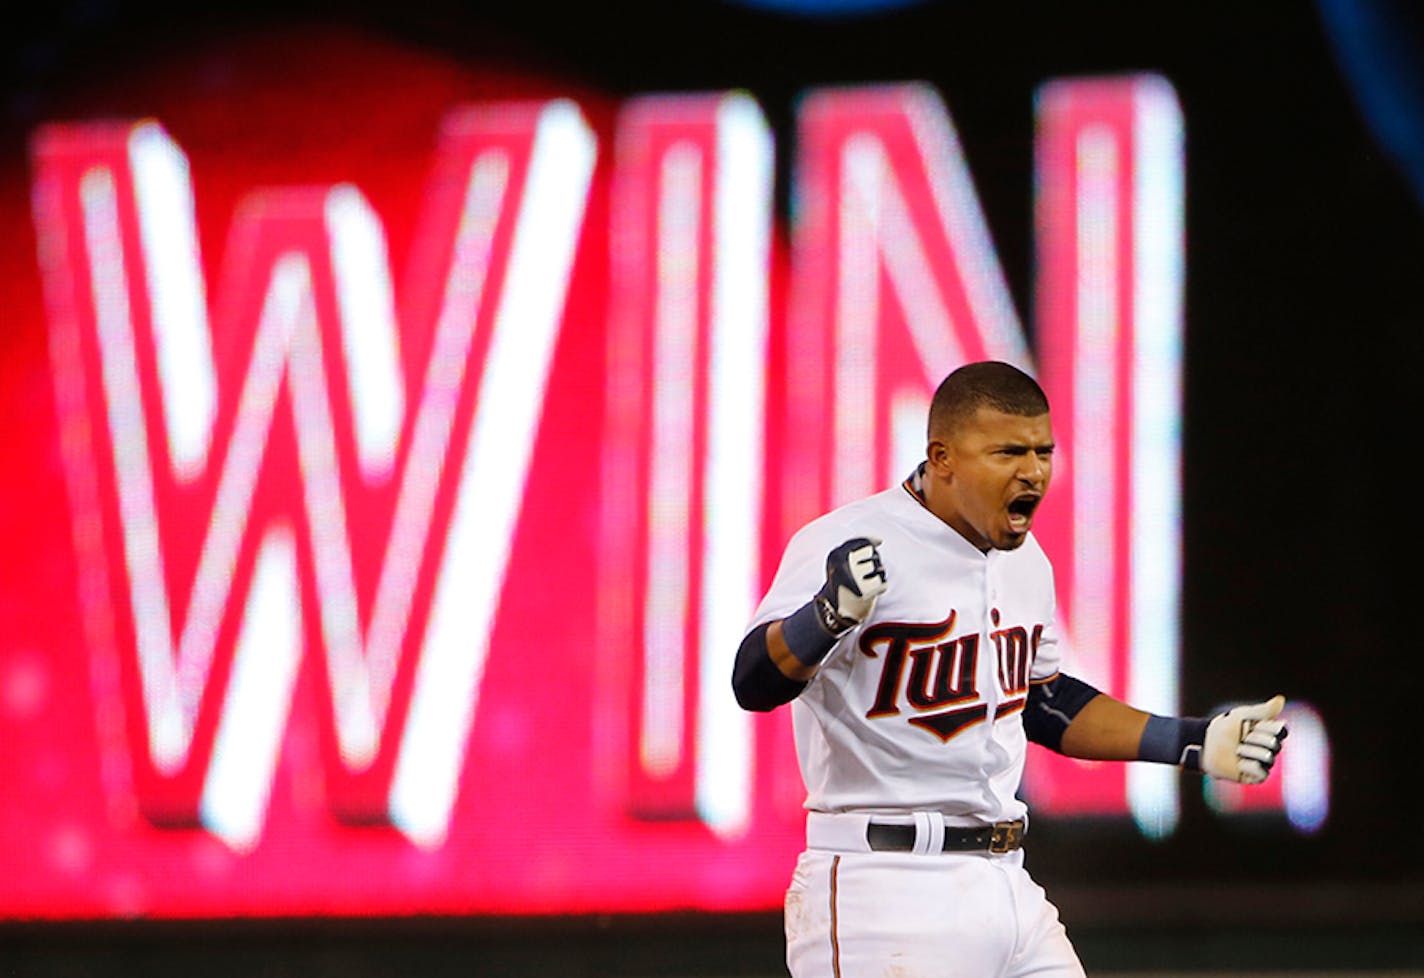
[1197,695,1289,784]
[812,537,888,636]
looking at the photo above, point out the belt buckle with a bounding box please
[989,821,1019,854]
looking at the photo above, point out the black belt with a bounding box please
[865,819,1026,854]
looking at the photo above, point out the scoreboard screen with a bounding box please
[0,6,1387,923]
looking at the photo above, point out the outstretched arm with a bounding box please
[1026,674,1288,784]
[1057,692,1152,760]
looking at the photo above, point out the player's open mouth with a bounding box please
[1006,494,1041,532]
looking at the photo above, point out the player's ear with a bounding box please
[926,437,953,477]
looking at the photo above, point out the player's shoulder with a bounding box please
[1017,531,1051,564]
[787,486,906,547]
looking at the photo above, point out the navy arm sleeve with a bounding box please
[1023,672,1103,752]
[1026,673,1216,766]
[732,622,808,712]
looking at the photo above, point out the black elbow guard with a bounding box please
[732,622,808,712]
[1023,673,1102,752]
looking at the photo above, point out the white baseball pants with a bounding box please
[784,821,1085,978]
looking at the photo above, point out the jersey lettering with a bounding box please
[991,618,1039,698]
[905,636,979,711]
[861,613,1046,740]
[909,702,990,742]
[859,614,987,742]
[860,613,958,717]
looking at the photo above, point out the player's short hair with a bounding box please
[928,361,1049,438]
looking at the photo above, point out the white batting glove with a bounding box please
[1197,695,1289,784]
[812,537,888,636]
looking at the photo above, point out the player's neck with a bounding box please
[920,480,992,553]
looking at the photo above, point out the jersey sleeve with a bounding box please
[746,522,830,632]
[1030,617,1063,683]
[1028,539,1063,682]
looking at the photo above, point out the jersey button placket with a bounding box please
[983,553,1002,719]
[980,553,1009,817]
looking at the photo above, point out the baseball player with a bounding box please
[733,360,1287,978]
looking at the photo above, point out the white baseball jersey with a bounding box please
[750,466,1062,823]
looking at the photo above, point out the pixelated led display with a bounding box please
[0,35,1329,920]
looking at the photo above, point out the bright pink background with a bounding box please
[0,27,1225,922]
[0,27,810,920]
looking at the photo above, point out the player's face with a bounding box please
[926,407,1054,552]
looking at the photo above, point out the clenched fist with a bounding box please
[812,537,888,636]
[1194,695,1289,784]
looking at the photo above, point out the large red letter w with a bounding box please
[32,101,596,849]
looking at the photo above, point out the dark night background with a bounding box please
[4,0,1424,973]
